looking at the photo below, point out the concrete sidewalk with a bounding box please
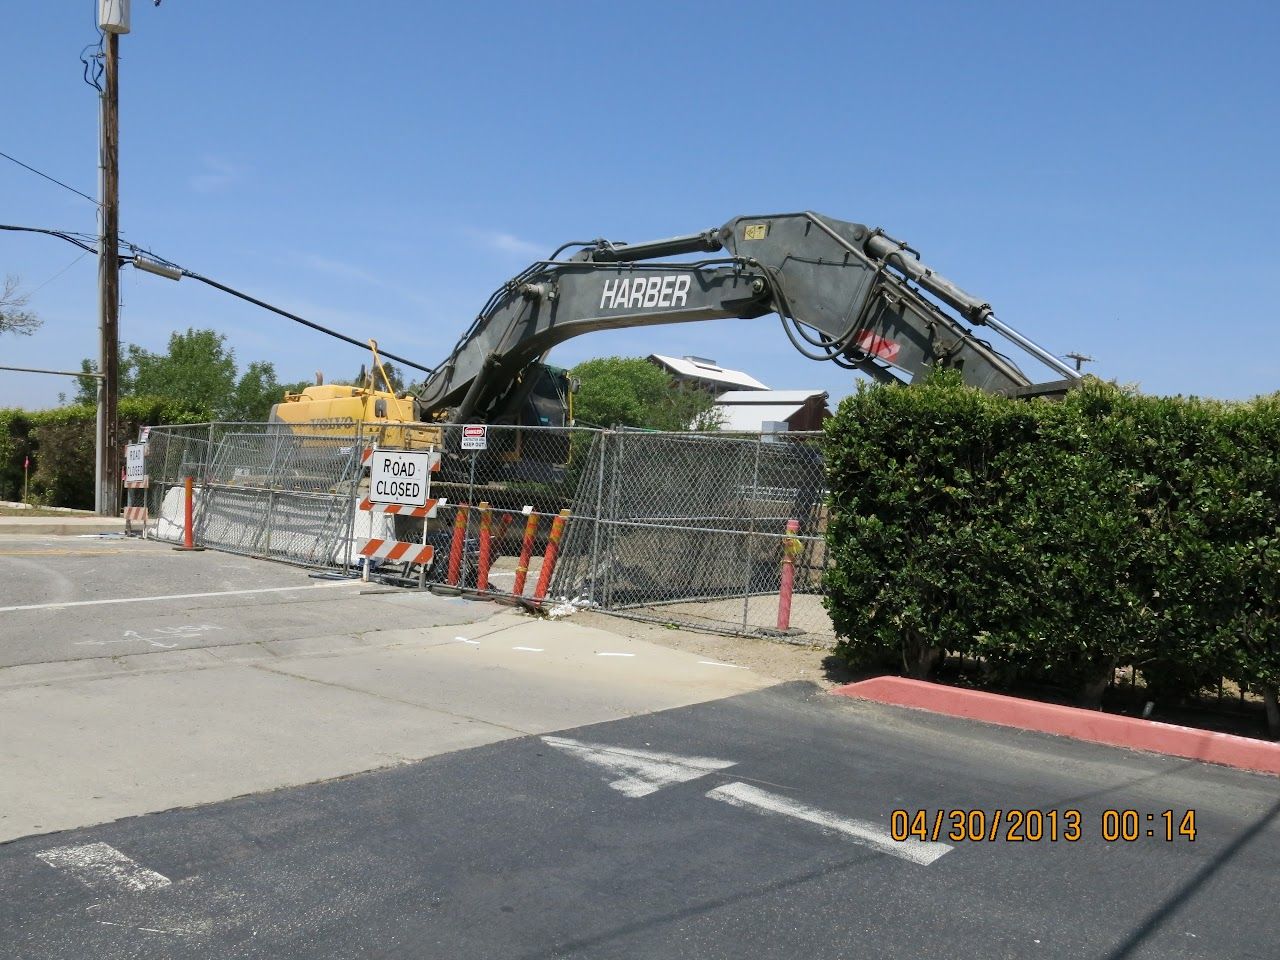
[0,609,766,843]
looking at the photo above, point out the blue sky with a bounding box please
[2,1,1277,409]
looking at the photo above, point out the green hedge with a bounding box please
[823,373,1280,719]
[0,397,207,508]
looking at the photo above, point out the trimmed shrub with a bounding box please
[823,373,1280,724]
[1,397,206,508]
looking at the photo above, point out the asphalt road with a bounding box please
[4,683,1275,960]
[0,535,471,669]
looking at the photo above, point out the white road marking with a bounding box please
[706,782,952,866]
[512,646,544,652]
[36,841,172,892]
[698,660,745,669]
[454,636,480,645]
[0,580,360,614]
[542,736,735,797]
[76,624,224,649]
[596,652,635,657]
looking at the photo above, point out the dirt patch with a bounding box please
[570,609,854,688]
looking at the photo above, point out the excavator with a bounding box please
[277,210,1080,477]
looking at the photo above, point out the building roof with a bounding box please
[715,389,825,405]
[648,354,769,391]
[716,403,813,431]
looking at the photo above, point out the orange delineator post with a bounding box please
[446,503,470,586]
[476,502,492,591]
[512,511,540,596]
[776,518,802,631]
[184,475,195,549]
[173,475,204,552]
[532,509,571,604]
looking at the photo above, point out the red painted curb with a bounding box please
[833,676,1280,777]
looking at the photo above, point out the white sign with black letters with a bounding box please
[368,449,433,506]
[125,443,147,484]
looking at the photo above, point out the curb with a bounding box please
[0,519,129,536]
[833,676,1280,777]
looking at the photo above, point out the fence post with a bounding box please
[476,502,492,591]
[513,509,540,596]
[533,508,571,605]
[741,434,763,632]
[601,431,624,608]
[341,427,362,575]
[587,431,608,605]
[777,518,801,631]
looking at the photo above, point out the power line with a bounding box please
[0,151,99,206]
[26,250,93,296]
[0,223,98,254]
[1,221,436,376]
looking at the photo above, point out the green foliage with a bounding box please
[225,360,283,421]
[0,397,207,508]
[569,356,720,430]
[823,374,1280,715]
[76,328,285,421]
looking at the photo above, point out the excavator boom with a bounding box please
[418,212,1079,423]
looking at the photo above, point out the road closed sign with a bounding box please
[125,443,147,484]
[460,424,488,451]
[369,449,433,506]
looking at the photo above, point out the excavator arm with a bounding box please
[417,211,1079,423]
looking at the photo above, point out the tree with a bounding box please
[1,276,41,336]
[226,360,283,421]
[124,328,236,414]
[71,358,100,406]
[74,327,286,421]
[569,356,721,430]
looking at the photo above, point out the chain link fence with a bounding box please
[138,420,834,643]
[551,430,834,644]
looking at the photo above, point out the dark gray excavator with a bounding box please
[414,210,1081,427]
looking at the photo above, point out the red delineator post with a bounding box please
[183,475,195,549]
[476,502,492,591]
[446,503,470,586]
[532,509,571,604]
[776,518,801,631]
[513,511,540,596]
[172,475,204,552]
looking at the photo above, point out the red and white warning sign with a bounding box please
[460,425,488,451]
[358,497,444,518]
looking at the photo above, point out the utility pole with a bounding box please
[1065,352,1093,373]
[96,3,126,515]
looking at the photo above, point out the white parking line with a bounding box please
[454,637,480,645]
[706,782,951,866]
[37,841,172,892]
[513,646,544,652]
[0,580,361,614]
[698,660,745,669]
[597,652,635,658]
